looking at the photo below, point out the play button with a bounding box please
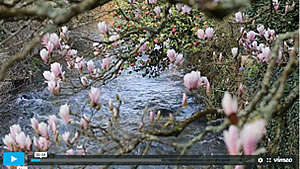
[3,152,25,166]
[11,156,17,163]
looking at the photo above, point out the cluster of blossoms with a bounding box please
[174,4,192,15]
[223,120,266,155]
[97,21,120,47]
[40,33,61,63]
[167,49,183,65]
[197,27,215,40]
[183,71,210,95]
[40,27,69,63]
[221,92,266,155]
[2,86,100,155]
[40,25,114,94]
[235,0,294,24]
[86,57,112,78]
[233,12,278,64]
[234,6,295,66]
[2,125,32,152]
[43,62,64,95]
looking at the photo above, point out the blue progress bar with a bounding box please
[31,159,41,162]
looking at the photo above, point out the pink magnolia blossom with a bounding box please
[176,3,183,11]
[38,122,49,139]
[219,52,223,62]
[102,58,112,69]
[240,119,266,155]
[34,137,51,151]
[47,81,60,95]
[109,34,120,42]
[252,41,258,50]
[205,27,214,40]
[235,12,243,23]
[197,29,205,40]
[246,31,256,42]
[51,62,64,78]
[258,43,265,51]
[232,47,238,57]
[80,76,88,86]
[15,132,27,149]
[264,28,276,41]
[154,7,161,17]
[67,49,77,57]
[257,25,265,36]
[40,49,49,63]
[138,122,144,130]
[168,8,173,15]
[167,49,176,63]
[222,92,238,116]
[31,118,39,134]
[183,71,201,90]
[87,60,95,74]
[98,21,109,34]
[148,0,157,4]
[89,87,101,106]
[42,33,50,46]
[25,135,32,151]
[284,4,289,14]
[273,0,279,10]
[46,41,54,54]
[182,93,187,107]
[62,26,68,34]
[48,115,58,135]
[43,71,56,82]
[182,5,192,14]
[223,125,241,155]
[238,83,244,96]
[60,47,69,56]
[3,134,15,151]
[128,0,135,4]
[59,104,71,124]
[60,26,69,40]
[10,124,21,140]
[75,57,85,72]
[262,47,271,62]
[138,42,147,53]
[80,115,89,130]
[149,111,154,123]
[62,132,71,145]
[257,53,264,63]
[200,76,210,95]
[176,53,184,65]
[49,33,60,49]
[109,99,113,111]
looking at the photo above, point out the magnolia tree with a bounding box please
[0,0,299,169]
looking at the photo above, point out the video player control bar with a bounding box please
[26,155,297,166]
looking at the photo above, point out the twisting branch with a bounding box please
[239,30,298,118]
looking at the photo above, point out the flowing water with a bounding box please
[0,27,226,168]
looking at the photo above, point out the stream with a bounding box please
[0,27,226,169]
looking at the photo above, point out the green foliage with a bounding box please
[113,0,213,77]
[246,0,299,33]
[30,57,43,72]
